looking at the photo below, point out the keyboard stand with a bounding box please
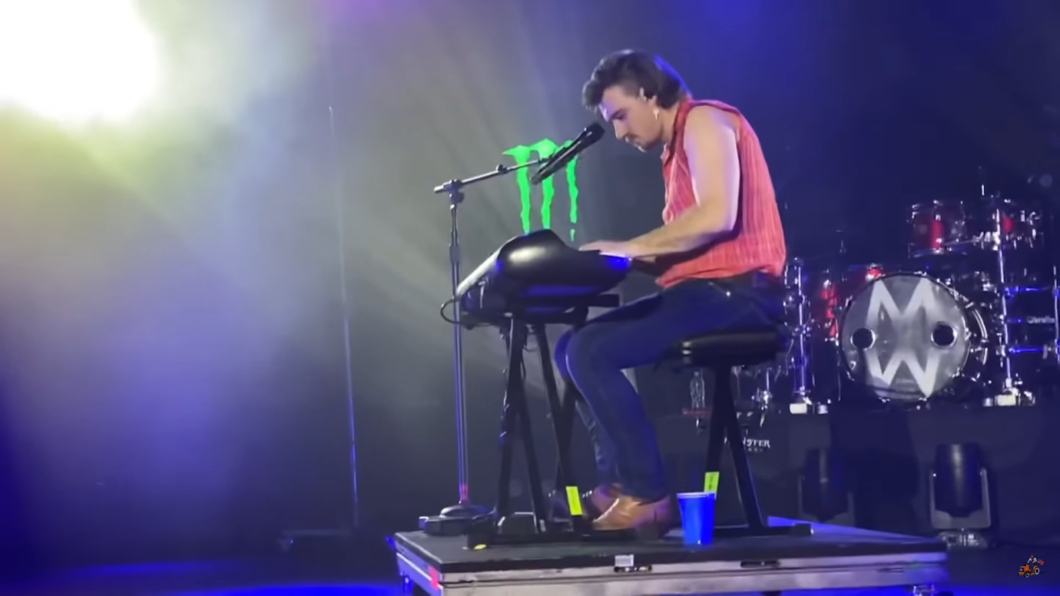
[465,295,639,547]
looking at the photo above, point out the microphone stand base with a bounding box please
[419,502,492,537]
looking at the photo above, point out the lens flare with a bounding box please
[0,0,159,124]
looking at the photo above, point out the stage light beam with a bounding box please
[0,0,159,124]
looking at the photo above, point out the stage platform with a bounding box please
[393,517,949,595]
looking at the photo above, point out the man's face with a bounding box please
[597,85,662,152]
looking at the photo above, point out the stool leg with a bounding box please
[713,366,765,529]
[703,367,726,481]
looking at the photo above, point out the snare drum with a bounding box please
[909,201,970,258]
[837,273,987,402]
[808,264,889,340]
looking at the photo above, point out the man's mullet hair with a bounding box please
[582,50,688,112]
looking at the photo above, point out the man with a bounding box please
[553,50,787,535]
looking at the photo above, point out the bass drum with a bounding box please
[837,273,988,403]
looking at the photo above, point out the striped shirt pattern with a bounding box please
[656,98,787,288]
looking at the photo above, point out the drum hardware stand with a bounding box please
[690,368,708,427]
[1052,193,1060,366]
[752,370,774,412]
[984,196,1035,407]
[426,156,552,533]
[699,368,772,430]
[743,367,775,426]
[785,258,825,414]
[785,259,814,402]
[702,362,780,431]
[717,369,771,445]
[1050,264,1060,366]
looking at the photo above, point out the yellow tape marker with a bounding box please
[473,544,487,551]
[565,486,584,516]
[703,471,720,494]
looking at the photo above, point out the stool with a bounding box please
[665,325,811,539]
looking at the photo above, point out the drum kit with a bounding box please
[743,192,1060,412]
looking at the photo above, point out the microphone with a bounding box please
[530,122,605,186]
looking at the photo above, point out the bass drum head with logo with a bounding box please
[838,273,986,403]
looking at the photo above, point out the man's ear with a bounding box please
[638,88,658,108]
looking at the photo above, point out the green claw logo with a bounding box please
[503,139,581,242]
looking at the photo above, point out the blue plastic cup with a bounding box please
[677,492,716,545]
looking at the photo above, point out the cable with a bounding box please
[440,299,536,382]
[439,299,459,325]
[439,298,491,330]
[495,324,532,382]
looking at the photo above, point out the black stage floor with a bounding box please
[0,546,1055,595]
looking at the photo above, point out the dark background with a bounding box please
[0,0,1058,575]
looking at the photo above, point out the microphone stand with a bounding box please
[428,155,551,530]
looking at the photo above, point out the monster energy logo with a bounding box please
[504,139,580,242]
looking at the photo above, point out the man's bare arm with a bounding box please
[624,106,740,259]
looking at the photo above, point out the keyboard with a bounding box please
[456,230,630,325]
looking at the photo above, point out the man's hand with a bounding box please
[579,240,631,257]
[581,241,664,275]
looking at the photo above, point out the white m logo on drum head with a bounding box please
[862,277,945,397]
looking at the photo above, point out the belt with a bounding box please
[697,273,787,325]
[710,271,784,292]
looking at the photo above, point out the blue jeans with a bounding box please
[554,277,783,502]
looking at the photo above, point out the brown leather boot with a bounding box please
[551,483,620,519]
[593,495,677,538]
[583,483,620,518]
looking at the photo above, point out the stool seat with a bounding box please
[665,326,789,368]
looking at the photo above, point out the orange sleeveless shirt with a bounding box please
[656,98,786,288]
